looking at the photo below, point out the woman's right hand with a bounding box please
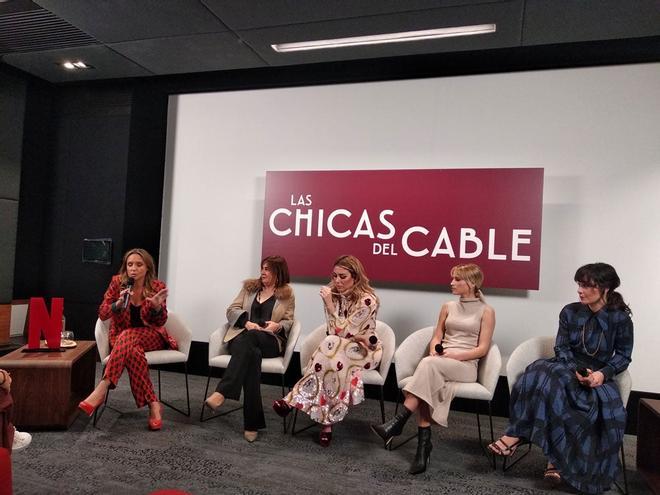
[115,288,132,309]
[245,321,261,331]
[320,286,334,308]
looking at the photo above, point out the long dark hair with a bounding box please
[574,262,631,315]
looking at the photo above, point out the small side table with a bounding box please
[637,398,660,494]
[0,341,97,429]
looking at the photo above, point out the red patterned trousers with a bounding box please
[104,327,165,408]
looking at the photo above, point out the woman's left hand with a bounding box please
[441,348,467,361]
[575,369,605,388]
[146,288,168,311]
[351,335,371,349]
[262,321,280,333]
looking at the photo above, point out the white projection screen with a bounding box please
[160,63,660,393]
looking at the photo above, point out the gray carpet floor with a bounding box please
[11,367,651,495]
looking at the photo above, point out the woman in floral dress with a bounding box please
[273,255,382,446]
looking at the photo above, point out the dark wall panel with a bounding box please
[13,78,54,299]
[15,84,135,338]
[0,70,26,303]
[0,200,19,304]
[123,82,169,266]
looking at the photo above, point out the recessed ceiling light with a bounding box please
[60,60,94,70]
[271,24,497,53]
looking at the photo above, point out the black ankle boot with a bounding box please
[370,406,412,447]
[409,426,433,475]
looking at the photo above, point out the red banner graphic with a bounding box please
[262,168,544,290]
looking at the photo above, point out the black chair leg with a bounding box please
[476,401,496,470]
[157,364,191,417]
[92,365,111,427]
[614,443,629,494]
[199,373,212,422]
[378,386,386,423]
[93,387,110,427]
[199,371,243,423]
[280,375,289,433]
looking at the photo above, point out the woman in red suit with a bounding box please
[79,248,175,430]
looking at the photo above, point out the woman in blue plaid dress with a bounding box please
[489,263,633,494]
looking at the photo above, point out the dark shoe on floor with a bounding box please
[319,430,332,447]
[409,426,433,474]
[272,399,292,418]
[543,466,562,485]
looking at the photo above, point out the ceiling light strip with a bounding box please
[272,24,496,53]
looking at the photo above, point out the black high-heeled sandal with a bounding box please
[487,437,524,457]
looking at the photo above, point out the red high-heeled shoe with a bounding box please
[148,403,163,430]
[148,418,162,431]
[272,399,292,418]
[78,400,100,417]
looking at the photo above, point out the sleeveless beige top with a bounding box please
[442,297,486,350]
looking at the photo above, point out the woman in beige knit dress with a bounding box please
[371,263,495,474]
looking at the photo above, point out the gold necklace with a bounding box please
[581,318,604,357]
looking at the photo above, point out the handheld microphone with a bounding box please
[369,335,378,345]
[577,367,590,377]
[434,344,444,355]
[122,277,135,308]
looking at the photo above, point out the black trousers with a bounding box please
[216,330,280,430]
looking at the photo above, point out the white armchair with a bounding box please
[93,311,193,424]
[291,320,396,434]
[505,335,632,493]
[391,325,501,468]
[200,320,302,432]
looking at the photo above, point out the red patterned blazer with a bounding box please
[98,275,177,350]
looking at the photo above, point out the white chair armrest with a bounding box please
[95,318,111,362]
[374,320,396,382]
[506,336,554,393]
[394,327,434,385]
[282,320,302,370]
[477,343,501,396]
[300,324,327,369]
[208,324,231,362]
[164,312,192,359]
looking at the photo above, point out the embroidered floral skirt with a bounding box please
[283,335,383,425]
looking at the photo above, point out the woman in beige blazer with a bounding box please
[205,255,295,442]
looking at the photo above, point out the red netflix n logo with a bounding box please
[27,298,63,350]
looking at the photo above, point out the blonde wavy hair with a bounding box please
[330,254,376,304]
[451,263,484,298]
